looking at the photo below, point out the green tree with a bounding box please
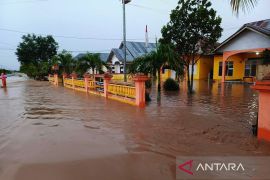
[161,0,222,93]
[51,50,75,74]
[129,43,182,91]
[16,34,58,79]
[76,53,105,76]
[230,0,257,14]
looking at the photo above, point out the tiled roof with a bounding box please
[108,41,157,63]
[246,19,270,36]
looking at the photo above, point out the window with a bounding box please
[245,61,257,77]
[218,61,234,76]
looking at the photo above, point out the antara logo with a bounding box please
[178,160,245,175]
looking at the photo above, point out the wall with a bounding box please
[213,54,245,81]
[217,29,270,52]
[257,65,270,80]
[187,56,213,80]
[198,56,214,80]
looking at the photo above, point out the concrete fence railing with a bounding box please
[49,73,149,107]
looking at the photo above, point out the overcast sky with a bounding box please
[0,0,269,70]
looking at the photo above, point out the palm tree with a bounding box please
[230,0,257,14]
[50,50,75,74]
[76,53,104,76]
[129,43,182,91]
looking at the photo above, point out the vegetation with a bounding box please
[230,0,257,14]
[76,53,106,76]
[16,34,58,80]
[262,49,270,65]
[161,0,222,93]
[129,43,183,91]
[0,69,12,74]
[163,78,180,91]
[51,50,75,74]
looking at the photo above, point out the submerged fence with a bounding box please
[48,73,148,107]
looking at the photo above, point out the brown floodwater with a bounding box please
[0,77,270,180]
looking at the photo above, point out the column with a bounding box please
[62,73,67,86]
[252,78,270,142]
[54,73,59,86]
[84,73,90,93]
[133,73,149,107]
[103,73,112,98]
[71,72,77,90]
[0,73,7,88]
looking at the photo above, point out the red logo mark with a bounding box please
[178,160,194,175]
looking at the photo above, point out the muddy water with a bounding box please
[0,78,270,180]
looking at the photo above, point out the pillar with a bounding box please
[62,73,68,86]
[71,72,77,90]
[0,73,7,88]
[103,73,112,98]
[84,73,91,93]
[221,56,226,83]
[54,73,59,86]
[133,73,149,107]
[252,79,270,142]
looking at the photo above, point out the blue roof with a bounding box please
[108,41,157,63]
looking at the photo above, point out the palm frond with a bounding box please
[230,0,257,15]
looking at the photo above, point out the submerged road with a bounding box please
[0,77,270,180]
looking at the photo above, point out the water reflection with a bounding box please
[1,78,270,180]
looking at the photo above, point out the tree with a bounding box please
[161,0,222,93]
[230,0,257,15]
[16,34,58,79]
[129,43,183,91]
[51,50,75,74]
[76,53,105,76]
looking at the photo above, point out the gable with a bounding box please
[217,29,270,53]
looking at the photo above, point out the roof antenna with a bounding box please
[145,25,149,48]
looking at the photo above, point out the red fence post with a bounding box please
[103,73,112,98]
[252,74,270,142]
[0,73,7,88]
[84,73,90,93]
[133,73,149,107]
[54,73,59,86]
[71,72,77,90]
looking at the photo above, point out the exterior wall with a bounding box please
[257,65,270,80]
[161,69,176,81]
[218,29,270,52]
[198,56,214,80]
[187,56,213,80]
[213,55,245,80]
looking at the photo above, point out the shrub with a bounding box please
[163,78,179,91]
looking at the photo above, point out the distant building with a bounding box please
[214,19,270,82]
[107,41,156,74]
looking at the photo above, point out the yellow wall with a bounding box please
[187,56,213,80]
[213,55,245,80]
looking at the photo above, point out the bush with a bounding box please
[163,78,179,91]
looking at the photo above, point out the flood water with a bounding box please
[1,77,270,180]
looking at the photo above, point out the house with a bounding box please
[74,53,110,74]
[107,41,156,74]
[214,19,270,82]
[187,55,214,80]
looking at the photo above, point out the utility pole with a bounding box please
[122,0,131,82]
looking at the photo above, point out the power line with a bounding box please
[0,27,154,41]
[0,47,111,53]
[127,3,170,14]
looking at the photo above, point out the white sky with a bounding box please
[0,0,269,70]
